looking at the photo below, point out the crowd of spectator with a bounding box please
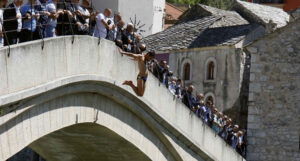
[0,0,246,157]
[149,60,247,157]
[0,0,144,51]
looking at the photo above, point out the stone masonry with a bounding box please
[246,19,300,161]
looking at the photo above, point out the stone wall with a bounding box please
[168,47,246,113]
[246,19,300,161]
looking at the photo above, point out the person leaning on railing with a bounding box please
[19,0,40,43]
[0,0,7,47]
[147,59,248,157]
[56,0,75,36]
[93,8,112,39]
[44,0,63,38]
[34,0,48,39]
[3,0,23,46]
[74,0,90,35]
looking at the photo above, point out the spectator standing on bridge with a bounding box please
[93,8,112,39]
[44,0,63,38]
[203,101,213,125]
[175,79,182,98]
[182,85,196,110]
[34,0,48,39]
[236,130,246,156]
[56,0,75,36]
[87,7,97,36]
[119,48,155,97]
[0,0,8,47]
[193,93,204,108]
[115,19,125,48]
[156,60,167,82]
[122,23,136,52]
[3,0,23,46]
[74,0,90,35]
[168,78,177,95]
[196,100,206,119]
[106,17,115,41]
[20,0,40,42]
[107,12,121,41]
[227,124,239,145]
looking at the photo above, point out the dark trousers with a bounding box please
[19,29,39,43]
[34,26,45,40]
[4,31,18,46]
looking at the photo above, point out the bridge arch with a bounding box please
[0,79,183,161]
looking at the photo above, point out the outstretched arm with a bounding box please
[118,48,142,61]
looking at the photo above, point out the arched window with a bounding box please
[181,59,192,81]
[204,92,215,105]
[206,96,214,105]
[205,57,217,81]
[207,61,215,80]
[183,63,191,80]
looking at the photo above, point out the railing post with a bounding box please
[0,20,11,57]
[63,0,75,44]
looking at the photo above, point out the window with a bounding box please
[183,63,191,81]
[181,59,192,81]
[207,61,215,80]
[206,96,214,105]
[204,92,215,105]
[205,57,217,81]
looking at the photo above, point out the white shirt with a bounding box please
[93,13,108,38]
[0,9,3,43]
[0,9,3,33]
[78,6,90,24]
[14,3,22,32]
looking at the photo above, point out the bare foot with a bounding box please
[122,80,133,86]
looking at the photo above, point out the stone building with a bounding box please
[144,1,289,127]
[245,18,300,161]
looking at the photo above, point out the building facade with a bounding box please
[144,1,289,127]
[168,47,246,113]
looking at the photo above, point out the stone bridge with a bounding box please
[0,36,245,161]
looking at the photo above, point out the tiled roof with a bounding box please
[189,24,260,48]
[144,4,256,52]
[144,16,220,52]
[178,4,249,27]
[233,0,289,28]
[290,8,300,20]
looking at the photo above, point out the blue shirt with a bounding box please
[204,106,212,123]
[46,1,57,27]
[21,4,37,31]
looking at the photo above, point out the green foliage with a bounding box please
[166,0,245,10]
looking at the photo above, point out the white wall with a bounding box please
[90,0,119,13]
[118,0,153,36]
[92,0,165,37]
[152,0,165,34]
